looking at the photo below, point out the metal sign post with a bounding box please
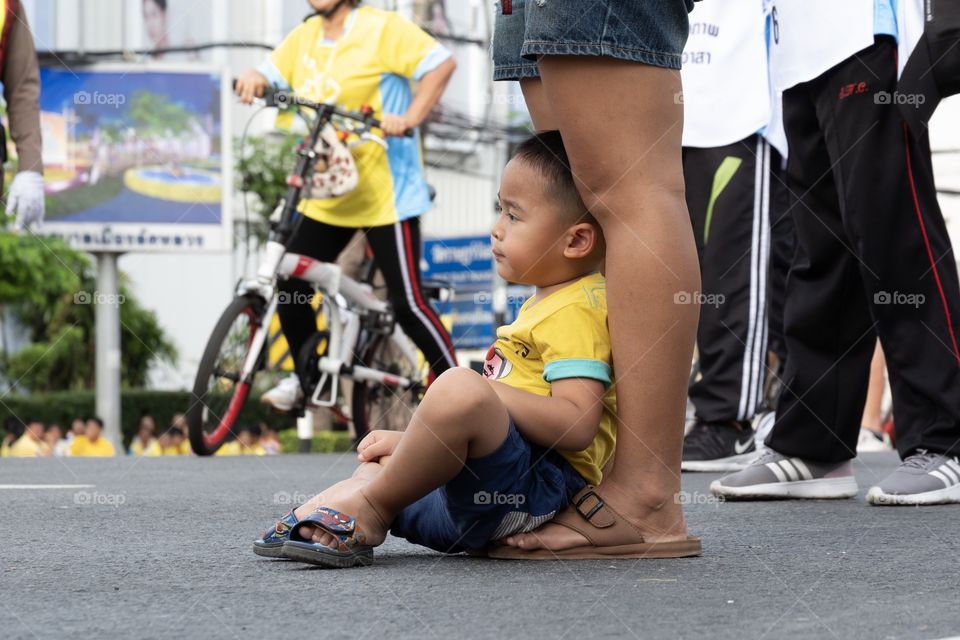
[94,252,123,449]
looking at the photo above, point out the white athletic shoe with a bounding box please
[710,449,859,500]
[866,451,960,506]
[260,374,303,412]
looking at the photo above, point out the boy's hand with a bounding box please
[357,430,403,462]
[235,69,268,104]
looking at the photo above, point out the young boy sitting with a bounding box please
[254,131,616,566]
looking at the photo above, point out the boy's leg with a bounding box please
[295,368,511,548]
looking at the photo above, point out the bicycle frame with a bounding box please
[237,243,422,408]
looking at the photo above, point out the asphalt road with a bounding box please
[2,452,958,640]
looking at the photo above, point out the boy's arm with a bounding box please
[488,378,605,452]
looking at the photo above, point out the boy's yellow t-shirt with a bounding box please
[482,273,617,485]
[69,435,116,457]
[262,7,451,228]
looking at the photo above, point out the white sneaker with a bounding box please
[856,428,892,452]
[867,451,960,505]
[260,374,303,412]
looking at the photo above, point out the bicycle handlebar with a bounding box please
[233,80,413,137]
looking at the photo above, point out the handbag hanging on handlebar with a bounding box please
[306,123,360,200]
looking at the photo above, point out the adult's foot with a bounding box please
[499,483,690,552]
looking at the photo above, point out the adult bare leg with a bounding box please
[503,57,699,551]
[860,341,887,433]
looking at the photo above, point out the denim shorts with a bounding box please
[389,418,587,553]
[492,0,694,81]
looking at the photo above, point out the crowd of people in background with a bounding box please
[0,412,281,458]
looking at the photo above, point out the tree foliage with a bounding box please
[126,90,193,136]
[0,230,176,392]
[235,131,300,244]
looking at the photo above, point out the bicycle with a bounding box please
[186,85,450,456]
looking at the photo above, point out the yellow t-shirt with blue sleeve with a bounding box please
[482,272,617,485]
[259,7,451,228]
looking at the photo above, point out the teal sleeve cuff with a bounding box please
[413,45,453,80]
[543,359,612,387]
[256,60,292,90]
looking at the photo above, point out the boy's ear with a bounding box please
[562,222,598,260]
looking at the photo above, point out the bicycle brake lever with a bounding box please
[356,131,388,150]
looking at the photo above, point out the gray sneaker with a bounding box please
[866,451,960,506]
[709,449,859,500]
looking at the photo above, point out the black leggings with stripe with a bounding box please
[278,216,457,381]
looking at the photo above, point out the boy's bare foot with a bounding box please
[294,488,390,549]
[499,484,690,551]
[293,477,363,520]
[291,461,386,520]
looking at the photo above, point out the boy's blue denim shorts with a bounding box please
[390,418,587,553]
[492,0,694,81]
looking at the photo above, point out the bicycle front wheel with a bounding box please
[187,294,267,455]
[350,333,424,442]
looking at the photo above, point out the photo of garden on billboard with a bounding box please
[37,65,231,252]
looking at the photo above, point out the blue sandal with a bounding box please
[281,507,374,568]
[253,509,299,558]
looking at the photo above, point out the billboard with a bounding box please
[37,65,232,252]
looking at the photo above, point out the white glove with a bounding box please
[7,171,46,231]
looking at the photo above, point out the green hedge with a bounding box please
[0,390,295,447]
[277,429,354,453]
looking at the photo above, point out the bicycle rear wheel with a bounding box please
[187,294,267,455]
[350,333,424,443]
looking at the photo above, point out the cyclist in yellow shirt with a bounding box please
[69,417,116,457]
[235,0,458,411]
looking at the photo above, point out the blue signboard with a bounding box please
[421,236,493,285]
[422,236,532,350]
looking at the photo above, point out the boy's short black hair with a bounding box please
[511,131,589,224]
[86,416,104,429]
